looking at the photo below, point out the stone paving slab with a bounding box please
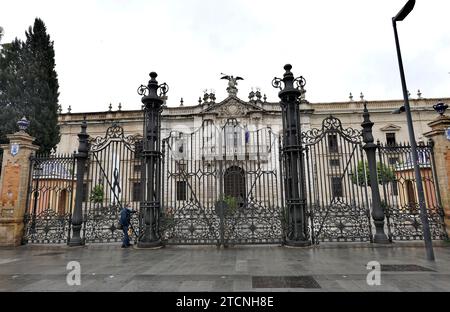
[0,243,449,292]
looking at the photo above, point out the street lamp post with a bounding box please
[392,0,435,261]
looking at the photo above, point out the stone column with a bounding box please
[0,130,39,246]
[423,115,450,238]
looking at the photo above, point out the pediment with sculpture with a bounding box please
[200,73,266,117]
[202,96,265,117]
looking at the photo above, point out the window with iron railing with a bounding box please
[132,182,141,202]
[392,181,399,196]
[176,181,187,201]
[328,134,338,153]
[388,157,399,165]
[406,180,416,208]
[330,159,340,167]
[331,177,343,198]
[386,133,396,146]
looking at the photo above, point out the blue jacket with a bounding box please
[120,208,132,227]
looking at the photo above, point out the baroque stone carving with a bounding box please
[216,100,247,117]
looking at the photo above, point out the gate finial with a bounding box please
[361,101,374,144]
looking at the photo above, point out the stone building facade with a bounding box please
[56,88,448,154]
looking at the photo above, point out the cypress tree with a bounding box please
[0,18,60,153]
[24,18,60,153]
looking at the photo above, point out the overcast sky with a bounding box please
[1,0,449,112]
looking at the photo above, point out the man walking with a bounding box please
[120,204,136,248]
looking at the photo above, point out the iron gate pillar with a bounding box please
[273,64,311,247]
[137,72,168,248]
[361,103,389,244]
[69,118,89,246]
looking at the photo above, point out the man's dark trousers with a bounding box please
[122,226,130,247]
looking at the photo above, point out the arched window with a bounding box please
[224,166,246,202]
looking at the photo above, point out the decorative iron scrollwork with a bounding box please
[302,115,362,145]
[137,82,169,97]
[161,119,284,245]
[89,123,141,152]
[158,82,169,97]
[294,76,306,89]
[271,77,284,91]
[137,84,148,96]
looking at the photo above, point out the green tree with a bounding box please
[89,185,104,205]
[0,18,60,153]
[352,160,395,187]
[0,38,27,145]
[24,18,60,153]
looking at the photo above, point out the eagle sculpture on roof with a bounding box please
[221,74,244,87]
[221,74,244,96]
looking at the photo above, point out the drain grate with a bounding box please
[381,264,435,272]
[252,276,321,289]
[34,252,64,257]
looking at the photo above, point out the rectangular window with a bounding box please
[392,181,399,196]
[134,140,143,159]
[82,183,89,202]
[132,182,141,202]
[386,133,396,146]
[388,157,399,165]
[133,164,141,172]
[331,177,343,198]
[329,159,340,167]
[406,180,416,208]
[174,138,187,159]
[328,134,338,153]
[225,124,241,149]
[207,176,215,200]
[176,181,187,201]
[225,125,234,148]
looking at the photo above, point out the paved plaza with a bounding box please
[0,242,449,292]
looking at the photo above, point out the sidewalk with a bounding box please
[1,242,449,292]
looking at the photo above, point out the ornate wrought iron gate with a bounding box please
[161,119,284,245]
[377,141,448,241]
[82,123,142,243]
[23,116,447,246]
[23,154,75,244]
[302,116,372,243]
